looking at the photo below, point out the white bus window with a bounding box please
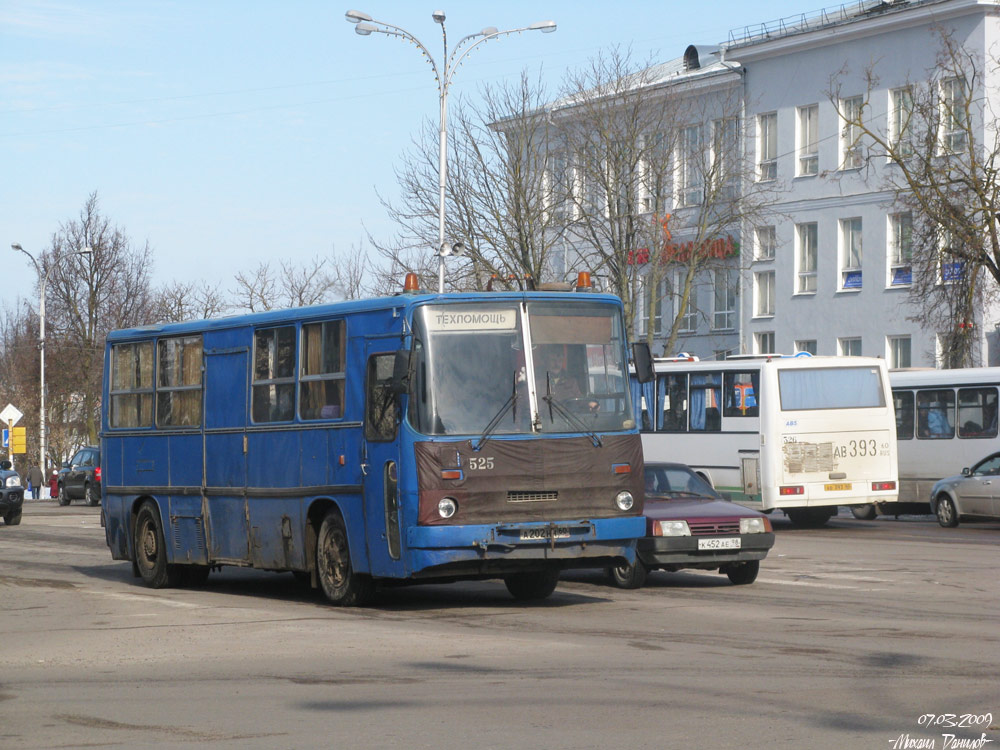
[657,374,688,432]
[957,387,998,439]
[724,371,759,417]
[893,391,914,440]
[690,373,722,432]
[778,367,885,410]
[916,389,955,439]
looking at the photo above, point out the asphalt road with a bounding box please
[1,502,998,750]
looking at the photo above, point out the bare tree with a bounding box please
[832,28,1000,366]
[230,256,339,313]
[153,280,230,323]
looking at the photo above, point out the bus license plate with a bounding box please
[520,526,571,541]
[824,483,852,491]
[697,537,741,550]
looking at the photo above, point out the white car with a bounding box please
[930,452,1000,527]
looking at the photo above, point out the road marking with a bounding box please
[758,577,877,590]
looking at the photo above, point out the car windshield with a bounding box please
[644,465,717,498]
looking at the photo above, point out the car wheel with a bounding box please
[504,569,560,601]
[935,495,959,528]
[850,504,877,520]
[86,482,100,506]
[133,500,181,588]
[726,560,760,585]
[607,559,648,590]
[316,510,374,606]
[57,483,70,506]
[3,510,21,526]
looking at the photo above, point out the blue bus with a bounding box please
[101,279,646,604]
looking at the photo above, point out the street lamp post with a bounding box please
[345,9,556,293]
[11,243,93,481]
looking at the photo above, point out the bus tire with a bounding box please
[504,569,559,601]
[133,501,181,589]
[317,510,374,606]
[850,504,877,520]
[725,560,759,585]
[786,508,834,527]
[935,495,959,528]
[607,560,648,590]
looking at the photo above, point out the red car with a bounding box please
[609,462,775,589]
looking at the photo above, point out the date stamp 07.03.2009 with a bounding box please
[890,714,996,749]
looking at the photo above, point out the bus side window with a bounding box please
[366,353,398,442]
[690,373,721,432]
[893,390,914,440]
[958,387,998,438]
[916,389,955,439]
[724,371,759,418]
[657,374,687,432]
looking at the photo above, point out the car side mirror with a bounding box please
[961,467,971,476]
[62,462,70,470]
[632,342,654,384]
[390,349,410,395]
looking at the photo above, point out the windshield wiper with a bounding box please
[542,373,602,448]
[472,373,518,452]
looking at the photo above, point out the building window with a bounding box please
[156,336,203,427]
[252,325,297,423]
[756,331,775,355]
[109,341,154,428]
[890,87,914,157]
[711,118,739,200]
[758,112,777,181]
[840,218,863,290]
[840,96,864,169]
[888,335,911,368]
[678,271,697,333]
[638,275,669,337]
[713,268,737,330]
[938,227,964,283]
[755,225,776,260]
[639,132,669,215]
[796,222,818,293]
[678,125,704,207]
[548,150,573,220]
[889,212,913,286]
[941,77,968,153]
[754,270,775,317]
[300,320,346,420]
[795,340,817,355]
[839,337,862,357]
[797,104,819,176]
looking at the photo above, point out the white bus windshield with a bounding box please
[778,366,885,411]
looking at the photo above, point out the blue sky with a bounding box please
[1,0,811,304]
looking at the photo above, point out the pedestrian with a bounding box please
[27,464,43,499]
[50,469,59,500]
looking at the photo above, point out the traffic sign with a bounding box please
[10,427,26,454]
[1,428,7,448]
[0,403,23,426]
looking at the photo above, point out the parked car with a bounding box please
[930,451,1000,527]
[0,461,24,525]
[57,446,101,506]
[608,462,775,589]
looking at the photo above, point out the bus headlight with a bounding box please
[655,520,690,537]
[740,517,770,534]
[614,491,634,511]
[437,497,458,519]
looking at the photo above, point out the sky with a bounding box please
[1,0,813,307]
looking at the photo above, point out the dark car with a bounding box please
[57,446,101,506]
[609,462,775,589]
[0,461,24,525]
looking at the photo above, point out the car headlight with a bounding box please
[740,517,770,534]
[5,476,19,488]
[614,491,634,511]
[654,520,691,537]
[437,497,458,519]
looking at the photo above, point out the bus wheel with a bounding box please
[133,501,181,588]
[504,569,559,601]
[850,504,877,520]
[317,511,374,606]
[607,560,648,590]
[725,560,759,585]
[786,508,834,527]
[935,495,959,528]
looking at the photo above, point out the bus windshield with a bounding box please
[778,366,885,411]
[409,300,633,436]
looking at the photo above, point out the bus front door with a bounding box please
[362,350,406,578]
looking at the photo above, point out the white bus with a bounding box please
[874,367,1000,517]
[631,354,898,526]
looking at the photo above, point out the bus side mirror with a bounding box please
[390,349,410,395]
[632,342,654,384]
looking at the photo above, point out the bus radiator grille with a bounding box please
[506,491,558,503]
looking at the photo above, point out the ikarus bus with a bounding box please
[630,354,898,526]
[101,273,647,604]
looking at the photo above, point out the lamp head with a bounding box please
[529,20,557,33]
[432,10,445,23]
[354,22,375,35]
[345,9,371,23]
[11,243,23,252]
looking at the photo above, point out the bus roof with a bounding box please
[890,366,1000,388]
[649,355,887,372]
[106,290,624,342]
